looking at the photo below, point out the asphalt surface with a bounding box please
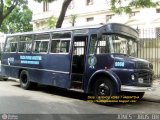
[0,80,160,120]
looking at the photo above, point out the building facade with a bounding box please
[30,0,160,34]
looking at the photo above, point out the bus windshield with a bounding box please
[90,34,138,57]
[105,35,137,57]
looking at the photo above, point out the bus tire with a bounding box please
[20,70,33,90]
[93,77,116,104]
[3,78,8,81]
[136,92,145,99]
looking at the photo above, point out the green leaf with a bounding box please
[110,0,159,14]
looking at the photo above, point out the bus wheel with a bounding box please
[20,70,33,90]
[3,78,8,81]
[93,77,116,104]
[135,92,145,99]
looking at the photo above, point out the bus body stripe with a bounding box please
[1,64,69,74]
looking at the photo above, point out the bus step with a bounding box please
[72,81,83,84]
[71,81,83,89]
[71,73,84,76]
[69,88,84,92]
[71,74,83,82]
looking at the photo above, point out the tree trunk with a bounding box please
[56,0,72,28]
[0,17,3,27]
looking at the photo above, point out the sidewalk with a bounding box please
[143,79,160,102]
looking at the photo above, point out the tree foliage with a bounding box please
[111,0,159,14]
[0,5,33,33]
[47,16,57,28]
[0,0,28,27]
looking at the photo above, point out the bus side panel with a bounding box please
[84,54,115,92]
[1,53,19,78]
[1,66,19,78]
[1,53,71,89]
[28,70,70,88]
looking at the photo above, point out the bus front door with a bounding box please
[70,36,87,90]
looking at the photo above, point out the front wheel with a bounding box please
[93,77,117,104]
[20,70,35,90]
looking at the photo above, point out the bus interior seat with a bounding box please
[72,55,84,74]
[72,55,80,73]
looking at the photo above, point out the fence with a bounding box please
[138,28,160,78]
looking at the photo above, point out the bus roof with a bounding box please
[5,23,138,39]
[6,24,102,36]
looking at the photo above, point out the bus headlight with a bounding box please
[131,74,135,81]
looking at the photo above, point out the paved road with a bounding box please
[0,81,160,120]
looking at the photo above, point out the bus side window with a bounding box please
[40,41,49,52]
[33,33,50,53]
[18,35,32,53]
[51,40,70,53]
[51,40,60,53]
[51,32,71,53]
[33,41,40,53]
[60,40,70,53]
[89,34,97,54]
[5,36,18,52]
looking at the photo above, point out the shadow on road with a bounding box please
[11,82,157,107]
[13,84,89,101]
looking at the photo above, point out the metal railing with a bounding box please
[138,28,160,78]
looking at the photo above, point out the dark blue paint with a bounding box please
[1,53,71,89]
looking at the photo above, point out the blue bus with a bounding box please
[1,23,154,101]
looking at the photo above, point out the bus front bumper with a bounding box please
[121,85,156,92]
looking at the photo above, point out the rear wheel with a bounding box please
[93,77,117,104]
[20,70,35,90]
[3,77,8,81]
[3,78,8,81]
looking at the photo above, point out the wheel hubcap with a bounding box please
[22,75,27,84]
[98,83,110,96]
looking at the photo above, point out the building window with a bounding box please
[106,15,113,22]
[69,0,75,9]
[86,17,94,22]
[86,0,93,5]
[43,1,49,12]
[129,11,139,17]
[156,9,160,13]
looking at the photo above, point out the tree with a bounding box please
[47,16,57,28]
[35,0,159,28]
[0,0,27,27]
[110,0,159,14]
[69,14,77,26]
[0,6,33,33]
